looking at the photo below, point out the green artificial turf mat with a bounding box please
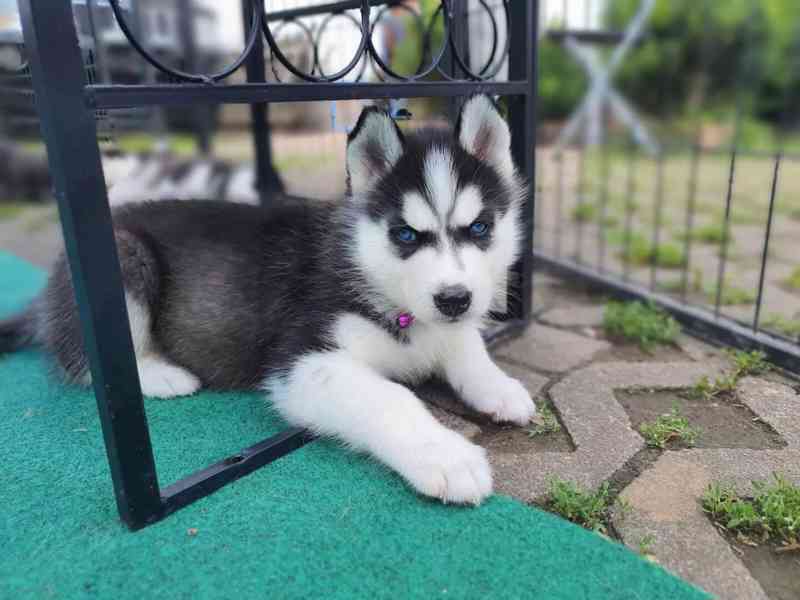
[0,252,710,599]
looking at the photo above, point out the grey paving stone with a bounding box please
[493,323,611,373]
[614,450,800,600]
[428,405,481,441]
[738,376,800,448]
[490,361,719,502]
[495,360,549,401]
[539,305,606,328]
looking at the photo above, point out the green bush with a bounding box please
[606,0,800,123]
[538,41,587,120]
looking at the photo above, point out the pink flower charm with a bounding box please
[396,312,415,329]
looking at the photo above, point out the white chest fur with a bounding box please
[330,312,470,382]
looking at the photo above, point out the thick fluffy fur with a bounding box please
[0,96,536,504]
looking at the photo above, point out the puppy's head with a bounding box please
[345,95,524,326]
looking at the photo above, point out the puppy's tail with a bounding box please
[0,309,36,353]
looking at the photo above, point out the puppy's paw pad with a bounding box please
[401,435,493,505]
[138,359,201,399]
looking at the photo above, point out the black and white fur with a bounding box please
[0,96,536,505]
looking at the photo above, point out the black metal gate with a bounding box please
[18,0,537,529]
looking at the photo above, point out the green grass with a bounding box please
[639,406,700,449]
[785,267,800,291]
[704,281,756,306]
[116,133,197,156]
[656,269,704,296]
[702,474,800,545]
[545,479,613,534]
[729,349,770,377]
[527,404,561,437]
[689,374,738,401]
[688,350,769,401]
[676,223,732,245]
[0,202,27,222]
[570,202,619,226]
[275,152,336,172]
[606,231,685,269]
[603,301,680,350]
[638,534,657,560]
[762,314,800,338]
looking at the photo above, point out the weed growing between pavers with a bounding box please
[637,534,658,562]
[545,479,615,534]
[702,474,800,548]
[639,406,700,449]
[527,403,561,437]
[603,301,680,350]
[688,350,770,401]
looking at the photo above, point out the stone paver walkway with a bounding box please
[476,275,800,600]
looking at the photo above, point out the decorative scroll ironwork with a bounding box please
[104,0,510,85]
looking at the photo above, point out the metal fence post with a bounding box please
[19,0,162,529]
[178,0,211,155]
[506,0,537,321]
[243,0,284,204]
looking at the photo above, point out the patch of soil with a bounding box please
[593,341,689,364]
[474,421,574,454]
[717,531,800,600]
[616,389,786,449]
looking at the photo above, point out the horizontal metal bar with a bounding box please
[655,141,800,163]
[157,427,314,527]
[265,0,390,22]
[546,30,628,45]
[534,251,800,375]
[86,81,531,109]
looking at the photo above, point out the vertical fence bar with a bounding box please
[177,0,211,155]
[19,0,162,529]
[598,132,610,273]
[555,151,564,258]
[650,150,665,290]
[753,154,781,333]
[622,142,637,281]
[534,147,543,249]
[575,144,586,263]
[448,1,469,119]
[85,0,109,84]
[242,0,284,204]
[714,150,737,318]
[681,144,701,301]
[507,0,537,321]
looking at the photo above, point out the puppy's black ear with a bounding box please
[455,95,514,178]
[346,107,405,196]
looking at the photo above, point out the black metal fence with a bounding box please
[534,0,800,374]
[17,0,536,529]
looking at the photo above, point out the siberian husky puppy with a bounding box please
[1,95,536,505]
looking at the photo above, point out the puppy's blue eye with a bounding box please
[470,221,490,237]
[393,226,418,244]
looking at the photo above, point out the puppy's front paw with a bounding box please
[465,375,537,426]
[398,431,493,505]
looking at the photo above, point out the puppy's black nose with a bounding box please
[434,285,472,318]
